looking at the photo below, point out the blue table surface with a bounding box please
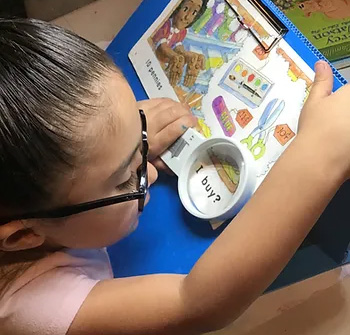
[107,0,349,290]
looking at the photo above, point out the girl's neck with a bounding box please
[0,248,52,296]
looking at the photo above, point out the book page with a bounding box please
[129,0,315,224]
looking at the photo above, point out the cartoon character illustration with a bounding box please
[298,0,350,19]
[152,0,209,87]
[241,99,285,160]
[297,0,321,16]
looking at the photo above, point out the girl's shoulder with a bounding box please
[0,248,113,335]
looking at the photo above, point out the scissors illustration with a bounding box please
[241,99,285,160]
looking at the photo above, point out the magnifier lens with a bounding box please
[187,144,240,217]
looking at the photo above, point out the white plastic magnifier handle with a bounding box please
[161,128,205,176]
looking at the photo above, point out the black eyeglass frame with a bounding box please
[0,109,149,225]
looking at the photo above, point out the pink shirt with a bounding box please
[0,248,113,335]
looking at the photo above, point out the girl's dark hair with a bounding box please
[171,0,210,28]
[0,18,116,214]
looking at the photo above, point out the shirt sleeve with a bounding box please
[174,29,187,47]
[152,19,171,48]
[1,267,99,335]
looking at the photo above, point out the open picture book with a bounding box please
[129,0,315,227]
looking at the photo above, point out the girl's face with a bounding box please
[174,0,204,30]
[36,73,158,249]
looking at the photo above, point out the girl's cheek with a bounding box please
[148,162,158,185]
[119,201,139,223]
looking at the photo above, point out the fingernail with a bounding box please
[315,61,326,72]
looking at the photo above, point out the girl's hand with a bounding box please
[67,63,350,335]
[298,61,350,180]
[137,98,197,171]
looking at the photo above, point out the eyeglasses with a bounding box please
[0,109,149,225]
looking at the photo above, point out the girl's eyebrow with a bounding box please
[111,140,141,179]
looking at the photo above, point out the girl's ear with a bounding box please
[0,221,45,252]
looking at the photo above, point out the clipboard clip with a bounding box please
[225,0,288,53]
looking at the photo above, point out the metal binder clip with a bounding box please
[225,0,288,52]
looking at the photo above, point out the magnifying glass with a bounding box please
[162,129,257,221]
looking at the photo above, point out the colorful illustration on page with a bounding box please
[129,0,315,225]
[147,0,251,135]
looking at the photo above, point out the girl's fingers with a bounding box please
[137,98,168,111]
[151,157,174,175]
[149,114,197,158]
[146,101,191,133]
[308,61,333,102]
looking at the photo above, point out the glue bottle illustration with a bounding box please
[192,0,215,34]
[212,96,236,137]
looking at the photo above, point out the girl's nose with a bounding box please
[147,162,158,186]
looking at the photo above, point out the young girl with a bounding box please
[0,18,349,335]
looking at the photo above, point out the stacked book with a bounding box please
[272,0,350,81]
